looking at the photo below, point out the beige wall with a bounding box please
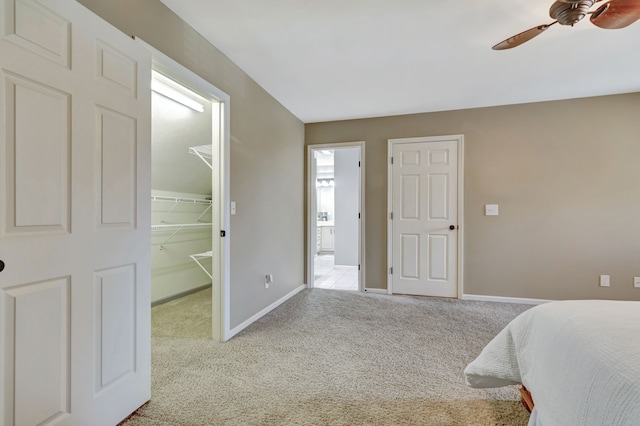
[306,93,640,301]
[78,0,305,328]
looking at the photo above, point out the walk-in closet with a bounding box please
[150,71,214,339]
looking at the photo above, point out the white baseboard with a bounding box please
[461,293,550,305]
[364,288,388,294]
[226,284,306,339]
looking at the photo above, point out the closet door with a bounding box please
[0,1,151,425]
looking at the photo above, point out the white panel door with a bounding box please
[391,139,458,297]
[0,1,151,425]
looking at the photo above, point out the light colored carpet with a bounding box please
[122,288,531,425]
[151,286,212,339]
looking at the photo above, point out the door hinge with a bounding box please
[390,212,393,220]
[390,157,394,164]
[358,212,361,219]
[389,267,393,275]
[358,264,361,271]
[358,161,361,167]
[220,230,226,237]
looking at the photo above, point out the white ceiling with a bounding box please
[159,0,640,123]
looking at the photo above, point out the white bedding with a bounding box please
[464,300,640,426]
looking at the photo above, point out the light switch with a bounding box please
[231,201,236,215]
[485,204,499,216]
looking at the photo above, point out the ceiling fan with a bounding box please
[493,0,640,50]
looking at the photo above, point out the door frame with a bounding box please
[386,135,465,297]
[137,40,231,341]
[307,142,365,291]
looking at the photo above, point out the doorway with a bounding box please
[142,41,231,341]
[387,135,464,297]
[307,143,365,291]
[150,70,214,339]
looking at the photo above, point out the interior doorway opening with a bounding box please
[141,40,231,341]
[150,70,215,339]
[307,143,365,291]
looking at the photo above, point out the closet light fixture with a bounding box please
[316,178,335,187]
[151,72,205,113]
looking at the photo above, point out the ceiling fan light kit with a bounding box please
[492,0,640,50]
[550,0,596,25]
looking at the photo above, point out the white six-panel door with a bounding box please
[0,0,151,424]
[390,137,459,297]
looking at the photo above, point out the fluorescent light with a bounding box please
[316,178,335,187]
[151,76,205,112]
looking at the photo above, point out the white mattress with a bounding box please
[464,300,640,426]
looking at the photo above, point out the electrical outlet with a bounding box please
[634,277,640,288]
[600,274,610,287]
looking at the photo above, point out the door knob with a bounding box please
[0,259,4,272]
[449,225,456,230]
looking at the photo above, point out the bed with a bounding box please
[463,300,640,425]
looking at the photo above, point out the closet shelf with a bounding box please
[152,223,212,249]
[190,251,213,279]
[188,145,213,170]
[152,195,212,205]
[151,194,213,242]
[151,223,212,231]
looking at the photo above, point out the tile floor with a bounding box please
[314,254,358,291]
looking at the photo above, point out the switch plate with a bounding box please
[485,204,499,216]
[600,274,610,287]
[634,277,640,288]
[265,274,273,289]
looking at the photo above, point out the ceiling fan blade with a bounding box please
[492,22,557,50]
[590,0,640,29]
